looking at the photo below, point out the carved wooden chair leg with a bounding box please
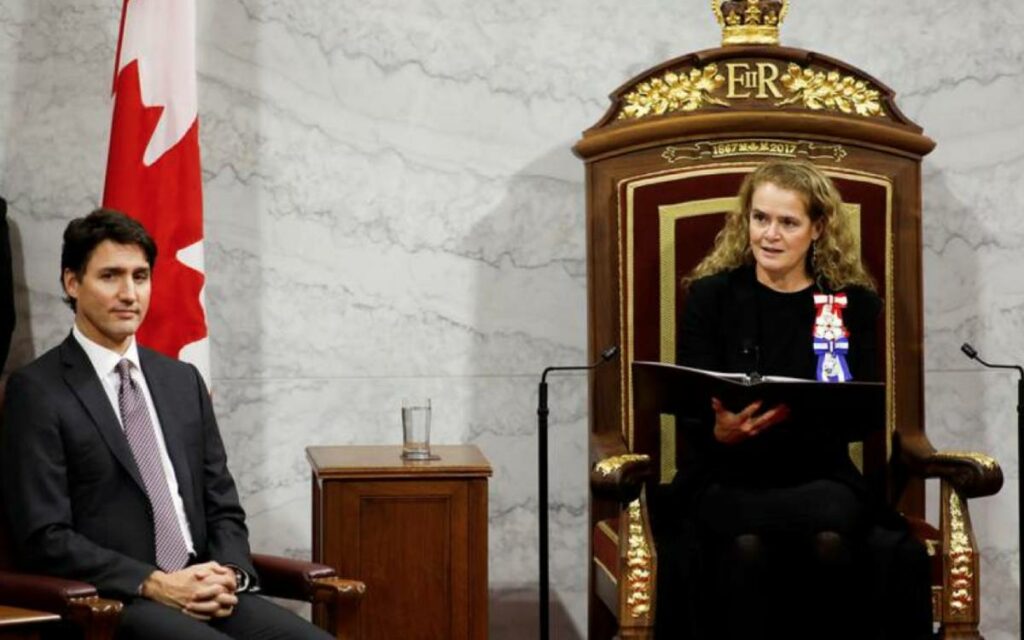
[939,625,984,640]
[938,483,983,640]
[615,497,656,640]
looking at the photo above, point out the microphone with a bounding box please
[960,341,1022,627]
[960,342,1023,376]
[541,345,619,384]
[536,345,619,640]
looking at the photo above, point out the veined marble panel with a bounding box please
[201,170,588,380]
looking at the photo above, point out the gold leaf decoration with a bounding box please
[947,491,974,616]
[625,500,653,618]
[618,64,728,120]
[594,453,650,477]
[777,63,884,117]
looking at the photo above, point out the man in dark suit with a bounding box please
[1,209,331,639]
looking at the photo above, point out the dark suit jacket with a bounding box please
[1,334,256,599]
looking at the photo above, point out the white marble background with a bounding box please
[1,1,1021,637]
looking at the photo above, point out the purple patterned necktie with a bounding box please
[115,359,190,572]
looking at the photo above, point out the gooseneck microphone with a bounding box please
[960,341,1023,434]
[537,345,619,640]
[960,341,1023,627]
[541,345,619,385]
[961,342,1024,377]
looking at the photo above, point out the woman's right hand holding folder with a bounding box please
[711,397,791,445]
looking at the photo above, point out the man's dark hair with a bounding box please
[60,208,157,311]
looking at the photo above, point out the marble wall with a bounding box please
[1,1,1021,637]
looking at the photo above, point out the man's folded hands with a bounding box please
[142,561,239,620]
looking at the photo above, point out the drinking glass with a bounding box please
[401,398,432,460]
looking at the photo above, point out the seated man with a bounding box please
[1,209,331,640]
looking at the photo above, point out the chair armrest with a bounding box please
[898,432,1004,498]
[251,554,365,602]
[308,576,367,606]
[0,571,121,637]
[590,431,652,504]
[0,571,110,614]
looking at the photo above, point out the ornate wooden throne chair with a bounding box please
[576,3,1004,639]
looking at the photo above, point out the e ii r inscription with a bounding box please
[725,62,783,99]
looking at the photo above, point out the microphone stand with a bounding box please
[537,345,618,640]
[960,342,1024,630]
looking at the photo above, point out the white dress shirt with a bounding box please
[72,324,196,554]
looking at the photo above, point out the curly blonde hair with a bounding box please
[685,160,875,291]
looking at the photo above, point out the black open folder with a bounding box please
[634,360,885,442]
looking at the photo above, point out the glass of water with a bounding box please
[401,398,432,460]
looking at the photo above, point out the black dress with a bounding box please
[653,265,932,640]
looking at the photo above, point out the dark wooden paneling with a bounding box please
[357,490,457,640]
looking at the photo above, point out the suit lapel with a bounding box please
[60,335,147,494]
[138,348,198,527]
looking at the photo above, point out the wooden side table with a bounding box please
[307,445,492,640]
[0,605,59,640]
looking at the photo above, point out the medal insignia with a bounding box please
[813,293,852,382]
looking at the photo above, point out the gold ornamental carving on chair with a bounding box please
[947,491,975,617]
[625,500,653,619]
[617,0,885,121]
[595,453,652,477]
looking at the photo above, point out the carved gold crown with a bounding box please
[712,0,789,46]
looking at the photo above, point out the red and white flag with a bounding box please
[103,0,209,383]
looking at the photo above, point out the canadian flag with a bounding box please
[103,0,209,383]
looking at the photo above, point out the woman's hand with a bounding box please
[711,397,790,445]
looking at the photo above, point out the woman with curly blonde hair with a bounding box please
[686,159,875,292]
[658,160,931,640]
